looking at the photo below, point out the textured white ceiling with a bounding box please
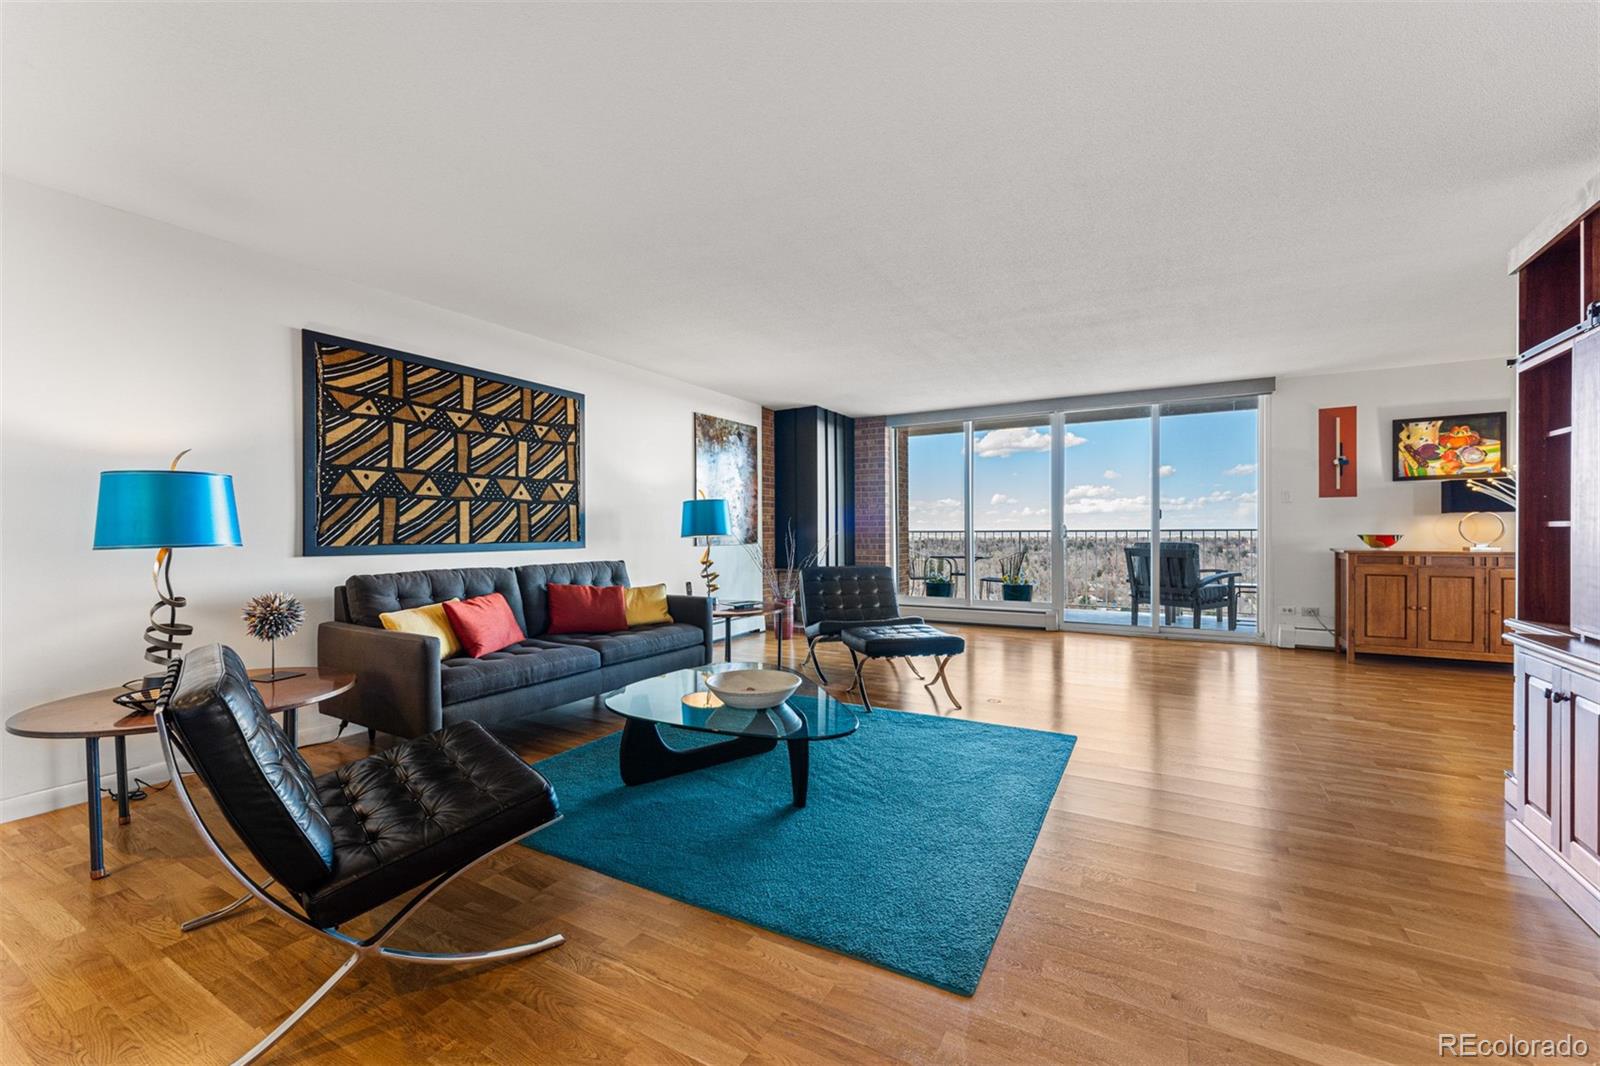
[4,3,1597,416]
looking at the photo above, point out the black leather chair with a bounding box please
[799,566,925,683]
[1124,542,1242,630]
[156,644,564,1065]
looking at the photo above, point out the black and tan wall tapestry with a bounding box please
[302,330,583,555]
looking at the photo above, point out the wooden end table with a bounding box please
[4,667,354,880]
[712,603,789,665]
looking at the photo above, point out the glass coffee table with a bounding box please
[604,662,858,807]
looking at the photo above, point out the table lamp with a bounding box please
[680,498,729,604]
[94,450,242,694]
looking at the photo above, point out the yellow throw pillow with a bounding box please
[624,584,672,627]
[379,600,462,659]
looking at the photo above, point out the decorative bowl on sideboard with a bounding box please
[1356,533,1403,549]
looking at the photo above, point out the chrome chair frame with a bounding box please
[155,701,564,1066]
[845,648,961,714]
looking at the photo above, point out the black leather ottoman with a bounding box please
[839,623,965,712]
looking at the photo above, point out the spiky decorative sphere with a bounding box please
[242,592,305,643]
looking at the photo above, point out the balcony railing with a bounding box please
[903,527,1259,623]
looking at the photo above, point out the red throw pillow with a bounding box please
[545,583,628,635]
[441,593,526,658]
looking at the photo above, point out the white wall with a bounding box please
[1267,357,1517,636]
[0,179,761,819]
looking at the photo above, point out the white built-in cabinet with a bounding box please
[1506,630,1600,934]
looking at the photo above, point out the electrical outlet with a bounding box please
[1279,605,1296,615]
[1300,606,1321,617]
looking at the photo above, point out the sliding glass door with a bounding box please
[1059,407,1152,628]
[893,392,1264,639]
[1156,398,1260,634]
[901,424,967,600]
[971,418,1054,607]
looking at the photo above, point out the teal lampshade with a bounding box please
[680,498,729,538]
[94,470,243,549]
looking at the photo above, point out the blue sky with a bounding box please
[907,408,1259,530]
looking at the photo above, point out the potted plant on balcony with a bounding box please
[999,549,1034,602]
[923,558,955,598]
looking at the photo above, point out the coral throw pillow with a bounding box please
[442,593,526,658]
[546,583,628,635]
[624,584,672,627]
[378,600,461,659]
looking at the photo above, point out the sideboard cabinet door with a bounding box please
[1416,565,1488,655]
[1351,562,1416,652]
[1560,670,1600,886]
[1515,650,1562,849]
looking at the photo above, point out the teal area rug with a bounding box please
[522,702,1075,995]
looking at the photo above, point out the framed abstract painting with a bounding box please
[302,330,584,554]
[693,413,758,545]
[1391,411,1507,482]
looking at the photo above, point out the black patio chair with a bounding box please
[155,644,564,1065]
[799,566,927,682]
[1124,542,1242,630]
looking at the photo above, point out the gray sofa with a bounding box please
[317,560,712,738]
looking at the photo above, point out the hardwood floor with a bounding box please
[3,627,1598,1065]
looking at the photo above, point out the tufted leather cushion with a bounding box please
[841,622,966,659]
[801,566,908,635]
[808,615,924,639]
[513,561,629,636]
[164,645,334,894]
[542,622,705,666]
[439,639,601,705]
[302,721,559,927]
[345,567,526,632]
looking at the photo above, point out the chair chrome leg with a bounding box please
[182,881,271,932]
[924,655,961,710]
[805,636,829,684]
[233,951,362,1066]
[849,648,874,712]
[378,932,565,966]
[902,657,925,680]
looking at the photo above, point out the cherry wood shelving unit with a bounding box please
[1505,177,1600,936]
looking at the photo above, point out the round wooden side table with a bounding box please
[4,667,354,881]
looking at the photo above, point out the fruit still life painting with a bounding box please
[1392,413,1506,481]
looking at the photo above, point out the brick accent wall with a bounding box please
[854,417,890,566]
[893,427,910,592]
[761,407,776,569]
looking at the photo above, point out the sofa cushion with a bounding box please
[439,639,601,705]
[442,593,525,658]
[379,600,462,659]
[513,561,629,636]
[345,567,525,632]
[543,622,704,666]
[546,583,628,635]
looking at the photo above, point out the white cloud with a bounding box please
[974,427,1051,458]
[1224,463,1257,476]
[1066,484,1117,500]
[1063,431,1087,449]
[1063,493,1151,516]
[990,493,1015,505]
[1159,464,1176,477]
[1103,469,1120,479]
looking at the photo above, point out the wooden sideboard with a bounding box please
[1333,550,1515,664]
